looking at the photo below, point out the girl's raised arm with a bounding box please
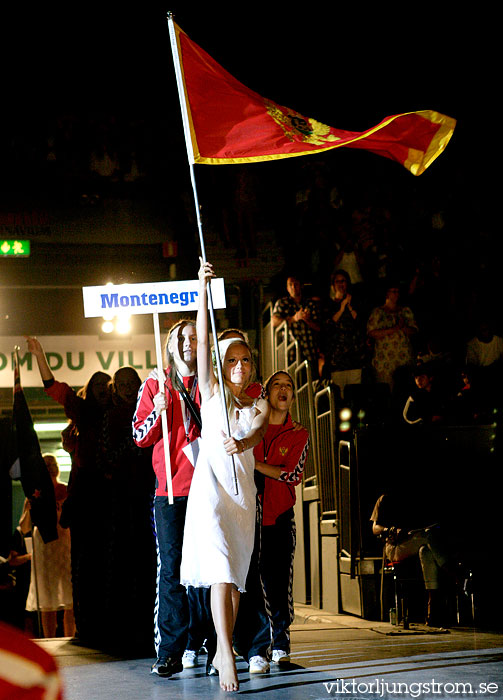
[25,336,54,383]
[196,257,217,401]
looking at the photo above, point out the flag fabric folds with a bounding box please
[12,348,57,544]
[0,621,64,700]
[171,22,456,175]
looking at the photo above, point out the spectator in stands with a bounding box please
[466,319,503,369]
[321,269,367,397]
[416,329,450,364]
[272,276,321,377]
[402,364,447,426]
[366,215,408,298]
[415,331,458,402]
[448,367,480,425]
[465,319,503,419]
[332,227,365,295]
[367,283,418,389]
[371,491,454,626]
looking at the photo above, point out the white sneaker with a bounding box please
[248,655,270,674]
[272,649,290,664]
[182,649,198,669]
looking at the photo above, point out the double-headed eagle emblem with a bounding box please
[265,99,340,146]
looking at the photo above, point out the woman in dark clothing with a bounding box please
[27,336,112,644]
[102,367,155,653]
[322,269,367,397]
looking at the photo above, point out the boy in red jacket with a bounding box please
[253,370,309,667]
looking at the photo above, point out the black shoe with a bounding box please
[151,657,183,677]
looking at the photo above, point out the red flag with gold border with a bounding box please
[172,22,456,175]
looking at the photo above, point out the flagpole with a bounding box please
[167,12,238,495]
[153,312,174,505]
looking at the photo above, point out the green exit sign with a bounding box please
[0,240,31,257]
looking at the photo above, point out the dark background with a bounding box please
[0,3,498,328]
[1,4,501,620]
[1,3,495,199]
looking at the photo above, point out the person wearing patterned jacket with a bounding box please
[253,370,309,666]
[133,319,204,678]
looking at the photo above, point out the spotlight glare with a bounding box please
[116,317,131,334]
[339,407,352,421]
[102,320,114,334]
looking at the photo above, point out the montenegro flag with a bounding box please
[171,21,456,175]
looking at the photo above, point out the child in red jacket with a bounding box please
[254,370,309,666]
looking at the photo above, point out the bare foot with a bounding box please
[219,655,238,692]
[210,650,220,674]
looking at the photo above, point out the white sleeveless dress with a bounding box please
[180,392,257,593]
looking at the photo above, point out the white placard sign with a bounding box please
[81,277,226,506]
[82,278,226,317]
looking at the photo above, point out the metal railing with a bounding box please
[315,385,338,518]
[274,321,299,376]
[261,297,499,619]
[338,440,353,566]
[260,306,346,514]
[293,360,319,488]
[259,302,275,383]
[260,306,318,487]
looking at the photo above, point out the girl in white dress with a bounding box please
[180,259,268,691]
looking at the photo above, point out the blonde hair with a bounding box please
[215,338,255,418]
[218,327,249,343]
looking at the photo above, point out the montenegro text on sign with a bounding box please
[82,279,226,317]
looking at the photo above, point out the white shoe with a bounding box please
[182,649,198,669]
[272,649,290,664]
[249,656,270,674]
